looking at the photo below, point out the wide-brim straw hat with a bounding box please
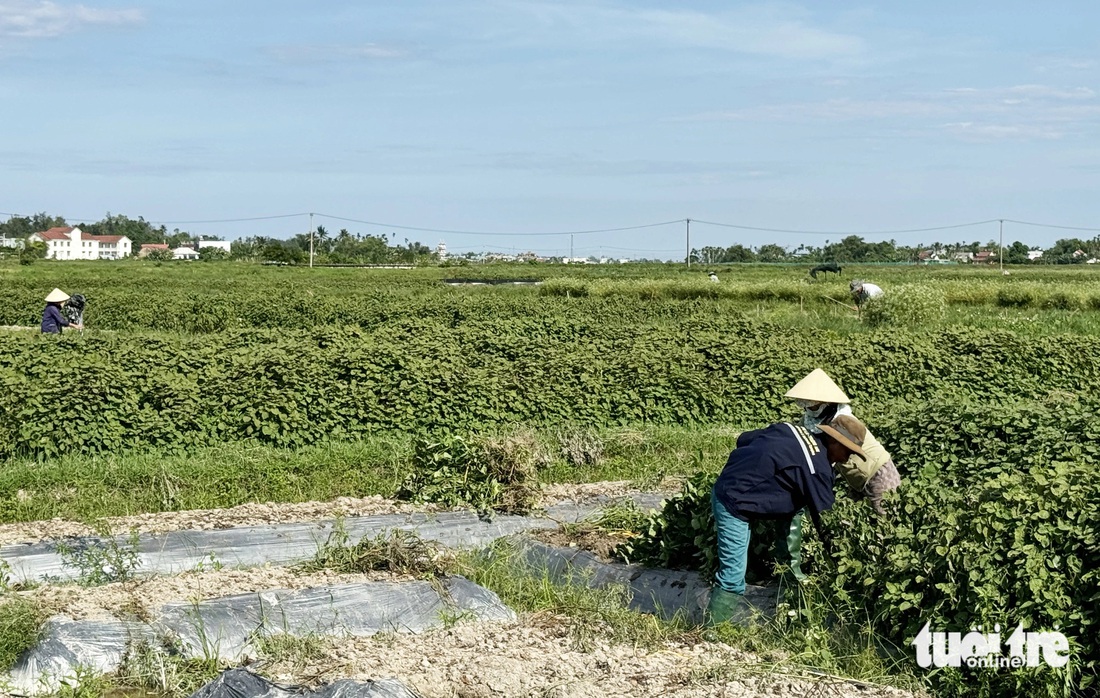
[45,288,69,303]
[819,415,866,459]
[784,368,850,404]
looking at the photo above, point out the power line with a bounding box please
[691,219,1001,236]
[312,213,685,237]
[150,213,309,225]
[1002,219,1100,233]
[8,206,1100,240]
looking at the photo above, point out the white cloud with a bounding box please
[265,44,407,63]
[941,122,1066,141]
[509,1,863,60]
[0,1,142,38]
[686,83,1100,141]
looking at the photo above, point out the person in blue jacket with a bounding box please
[707,415,866,625]
[41,288,82,334]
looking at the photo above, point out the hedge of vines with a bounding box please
[2,318,1099,460]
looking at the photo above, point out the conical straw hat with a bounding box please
[784,368,850,404]
[45,288,69,303]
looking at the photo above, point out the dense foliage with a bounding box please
[620,399,1100,697]
[0,316,1098,460]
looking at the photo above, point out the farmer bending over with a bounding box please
[786,368,901,516]
[707,416,866,626]
[849,279,883,307]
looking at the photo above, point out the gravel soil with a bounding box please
[260,619,920,698]
[21,565,413,621]
[0,482,674,547]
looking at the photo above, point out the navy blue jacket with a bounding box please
[713,423,835,527]
[41,304,70,334]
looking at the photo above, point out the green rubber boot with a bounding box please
[774,512,808,584]
[705,587,745,627]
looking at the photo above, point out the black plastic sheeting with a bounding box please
[162,577,516,662]
[188,668,422,698]
[513,539,778,624]
[0,495,668,585]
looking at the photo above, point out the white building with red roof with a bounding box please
[27,226,132,260]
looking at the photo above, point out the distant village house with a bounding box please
[28,226,132,260]
[137,243,169,258]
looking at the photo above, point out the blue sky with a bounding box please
[3,1,1100,258]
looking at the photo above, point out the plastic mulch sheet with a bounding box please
[160,576,516,662]
[7,577,512,695]
[188,668,423,698]
[0,494,668,585]
[513,538,778,623]
[7,617,156,695]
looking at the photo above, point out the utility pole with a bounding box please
[570,233,574,261]
[999,219,1004,274]
[685,218,691,269]
[309,212,314,268]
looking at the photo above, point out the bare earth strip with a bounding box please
[21,565,419,621]
[0,481,660,546]
[261,621,919,698]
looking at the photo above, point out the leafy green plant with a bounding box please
[862,284,946,327]
[56,524,142,586]
[51,665,112,698]
[620,398,1100,697]
[398,432,546,513]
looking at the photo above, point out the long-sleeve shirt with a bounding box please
[854,283,884,306]
[713,423,835,529]
[834,427,891,491]
[41,305,70,334]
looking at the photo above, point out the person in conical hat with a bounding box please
[706,415,865,627]
[786,369,900,516]
[41,288,82,334]
[785,368,854,434]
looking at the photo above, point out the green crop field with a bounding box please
[2,258,1098,696]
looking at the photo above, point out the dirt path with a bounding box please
[261,620,919,698]
[0,481,667,546]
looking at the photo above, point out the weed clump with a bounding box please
[305,524,452,578]
[115,636,224,697]
[56,522,142,586]
[557,427,605,468]
[862,285,945,327]
[0,595,46,669]
[398,430,550,514]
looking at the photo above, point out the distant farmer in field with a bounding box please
[708,272,720,283]
[786,368,901,516]
[41,288,82,334]
[849,279,883,308]
[707,416,865,626]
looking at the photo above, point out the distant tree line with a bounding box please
[5,212,1100,265]
[692,234,1100,265]
[231,227,436,265]
[0,213,437,265]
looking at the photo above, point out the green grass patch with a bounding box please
[0,595,46,669]
[0,438,410,523]
[0,425,744,524]
[454,539,919,689]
